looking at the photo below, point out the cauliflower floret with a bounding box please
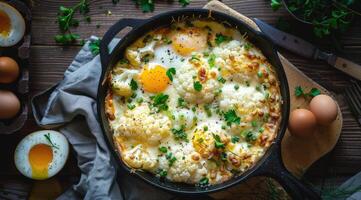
[173,63,220,104]
[167,153,207,183]
[122,144,157,170]
[125,41,156,67]
[114,104,171,145]
[111,69,139,97]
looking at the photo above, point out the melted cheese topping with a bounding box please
[106,20,282,186]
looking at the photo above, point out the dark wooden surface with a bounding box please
[1,0,361,197]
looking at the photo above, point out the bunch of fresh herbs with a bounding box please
[131,0,191,12]
[271,0,361,37]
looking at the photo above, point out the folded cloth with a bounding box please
[31,36,174,200]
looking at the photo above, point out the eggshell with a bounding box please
[288,108,317,137]
[0,90,20,119]
[310,94,338,125]
[0,56,19,83]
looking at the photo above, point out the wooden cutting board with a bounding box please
[204,0,343,199]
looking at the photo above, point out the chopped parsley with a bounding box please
[251,120,258,127]
[208,53,216,68]
[244,43,253,50]
[234,85,239,90]
[89,38,101,55]
[231,135,240,143]
[199,177,209,186]
[215,33,231,45]
[213,134,225,149]
[203,126,208,131]
[217,76,226,83]
[179,0,190,7]
[151,93,169,112]
[177,97,187,108]
[159,146,168,153]
[127,103,136,110]
[166,68,176,81]
[204,104,212,117]
[193,81,202,91]
[157,169,167,177]
[257,71,263,78]
[166,152,177,167]
[241,130,257,142]
[171,125,188,142]
[224,110,240,126]
[129,79,138,90]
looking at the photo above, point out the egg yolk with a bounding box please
[140,65,170,93]
[0,10,11,37]
[171,27,208,56]
[29,144,53,179]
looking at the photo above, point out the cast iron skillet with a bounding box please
[97,9,320,200]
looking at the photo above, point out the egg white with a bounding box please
[14,130,69,180]
[0,2,26,47]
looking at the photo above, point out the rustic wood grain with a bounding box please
[1,0,361,197]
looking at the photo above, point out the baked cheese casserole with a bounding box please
[105,19,282,186]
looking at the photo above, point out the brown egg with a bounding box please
[288,108,317,137]
[0,56,20,84]
[309,94,338,125]
[0,90,21,119]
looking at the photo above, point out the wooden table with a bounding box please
[1,0,361,198]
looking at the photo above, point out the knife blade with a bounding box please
[254,18,361,80]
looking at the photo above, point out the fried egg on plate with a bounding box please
[0,2,26,47]
[106,20,282,186]
[14,130,69,180]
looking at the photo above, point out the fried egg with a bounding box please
[0,2,26,47]
[106,20,282,186]
[14,130,69,180]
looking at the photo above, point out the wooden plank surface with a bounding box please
[1,0,361,196]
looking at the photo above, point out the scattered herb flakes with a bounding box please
[166,68,176,81]
[44,133,59,149]
[213,134,225,149]
[129,79,138,90]
[136,97,143,104]
[191,54,200,61]
[217,76,226,83]
[159,169,167,177]
[208,53,216,68]
[243,43,253,50]
[242,130,257,142]
[234,85,239,90]
[231,135,240,143]
[177,97,187,108]
[127,103,136,110]
[166,152,177,166]
[89,38,101,55]
[159,146,168,153]
[171,125,188,142]
[204,104,212,117]
[309,88,321,97]
[294,86,304,97]
[215,33,231,45]
[193,81,203,91]
[224,110,240,126]
[151,93,169,112]
[199,177,209,186]
[203,126,208,131]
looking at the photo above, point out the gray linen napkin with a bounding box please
[31,36,173,200]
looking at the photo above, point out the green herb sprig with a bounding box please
[89,39,101,55]
[295,86,321,98]
[44,133,59,149]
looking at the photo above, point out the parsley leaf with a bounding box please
[224,110,240,126]
[213,134,225,149]
[271,0,282,11]
[151,93,169,112]
[129,79,138,90]
[133,0,155,13]
[231,135,240,143]
[89,39,101,55]
[294,86,321,98]
[193,81,202,91]
[177,97,187,108]
[159,146,168,153]
[166,152,177,167]
[166,68,176,81]
[172,125,188,142]
[157,169,167,177]
[208,53,216,68]
[199,177,209,186]
[309,88,321,97]
[295,86,304,97]
[179,0,190,7]
[215,33,231,45]
[54,33,80,45]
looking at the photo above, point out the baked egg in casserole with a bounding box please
[105,20,282,186]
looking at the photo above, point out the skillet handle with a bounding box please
[255,145,321,200]
[100,18,146,71]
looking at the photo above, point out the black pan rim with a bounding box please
[98,8,290,195]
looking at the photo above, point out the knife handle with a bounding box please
[333,57,361,80]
